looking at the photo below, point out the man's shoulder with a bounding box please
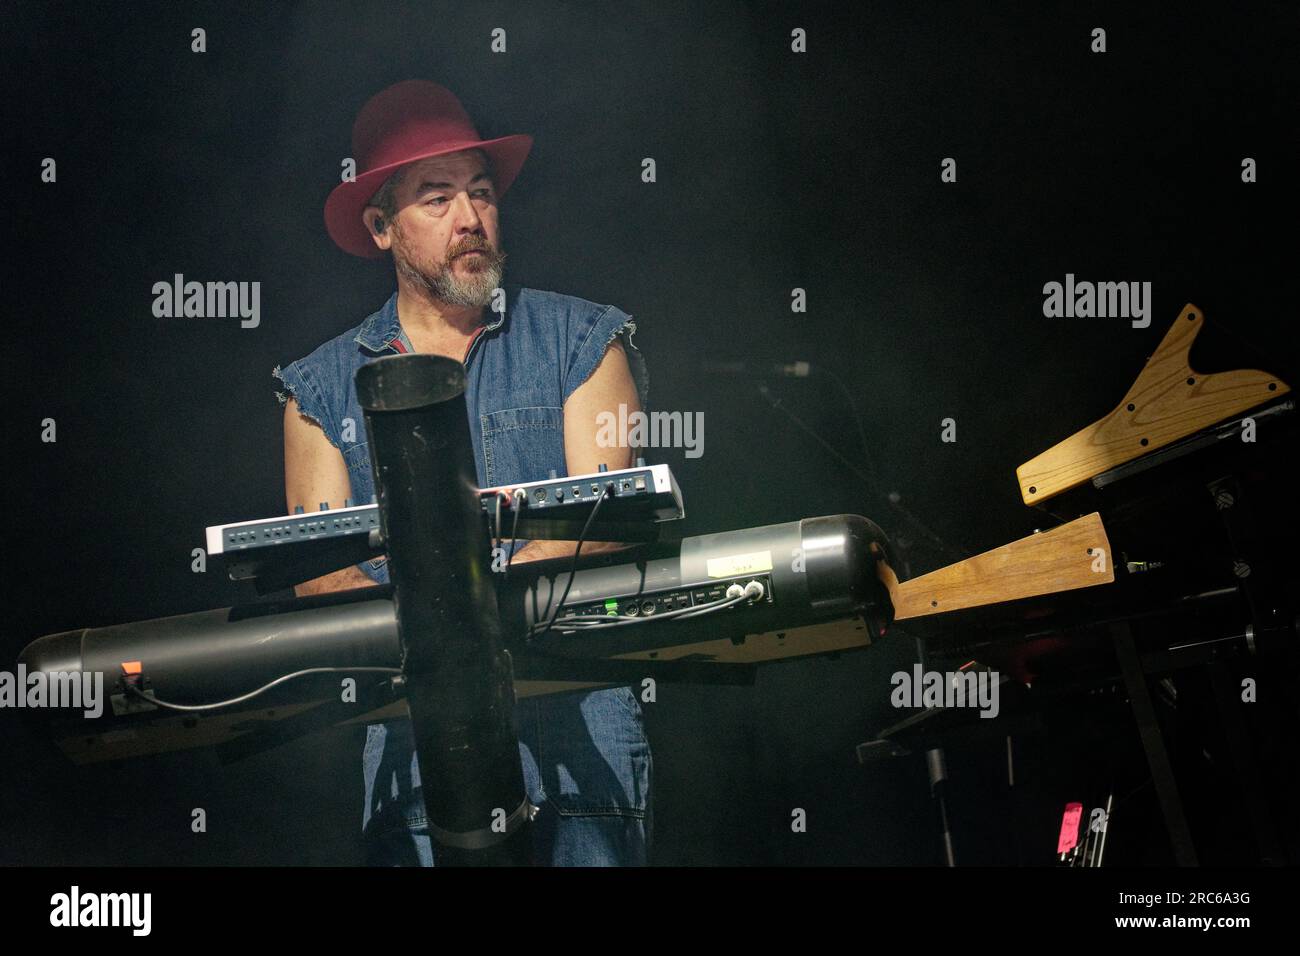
[287,301,386,372]
[509,286,645,405]
[512,286,624,312]
[514,286,627,320]
[297,322,362,362]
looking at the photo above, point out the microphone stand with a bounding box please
[756,377,967,866]
[754,383,967,563]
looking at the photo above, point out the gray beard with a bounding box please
[395,249,505,309]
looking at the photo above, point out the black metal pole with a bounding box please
[355,354,534,866]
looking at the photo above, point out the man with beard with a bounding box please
[273,80,652,866]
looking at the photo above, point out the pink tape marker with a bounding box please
[1057,802,1083,854]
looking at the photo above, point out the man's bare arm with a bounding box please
[283,397,378,596]
[511,336,640,565]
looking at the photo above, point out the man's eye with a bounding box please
[426,197,448,206]
[472,189,492,199]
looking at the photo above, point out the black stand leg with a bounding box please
[1112,620,1198,866]
[1205,661,1285,864]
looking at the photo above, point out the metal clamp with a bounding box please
[428,798,539,851]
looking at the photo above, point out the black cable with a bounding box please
[504,489,524,574]
[821,366,878,486]
[122,666,403,713]
[530,480,612,639]
[491,491,504,553]
[757,384,967,561]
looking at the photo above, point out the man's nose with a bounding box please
[450,191,484,232]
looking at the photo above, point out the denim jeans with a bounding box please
[361,685,652,866]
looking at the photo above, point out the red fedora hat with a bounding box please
[324,80,533,258]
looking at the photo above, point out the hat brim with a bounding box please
[323,133,533,259]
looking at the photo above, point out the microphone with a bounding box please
[702,359,814,378]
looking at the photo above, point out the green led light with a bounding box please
[604,599,619,616]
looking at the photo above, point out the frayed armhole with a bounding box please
[567,313,649,410]
[273,362,341,450]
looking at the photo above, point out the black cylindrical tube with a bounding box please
[18,589,401,702]
[502,515,895,656]
[355,354,532,866]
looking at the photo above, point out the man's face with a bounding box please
[370,150,506,309]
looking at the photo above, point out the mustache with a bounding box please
[450,239,494,258]
[390,228,504,272]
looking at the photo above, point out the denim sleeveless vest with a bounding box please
[274,283,648,583]
[273,283,653,862]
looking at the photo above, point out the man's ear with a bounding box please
[362,207,393,251]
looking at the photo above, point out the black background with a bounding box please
[2,0,1295,866]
